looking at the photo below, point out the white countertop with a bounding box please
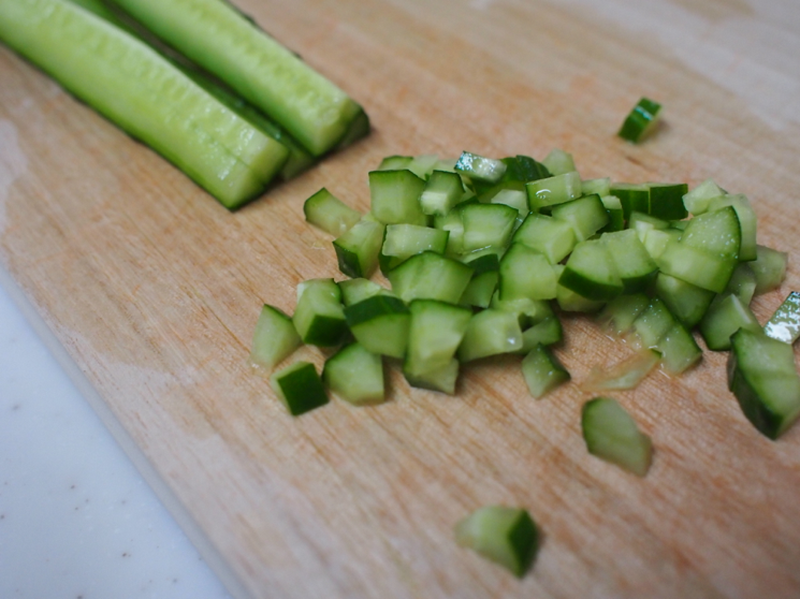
[0,275,234,599]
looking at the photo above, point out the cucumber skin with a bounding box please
[110,0,365,156]
[0,0,287,209]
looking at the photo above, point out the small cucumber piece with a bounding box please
[526,171,582,211]
[292,278,348,347]
[699,293,761,351]
[581,397,653,476]
[454,151,507,184]
[454,506,539,578]
[617,97,661,143]
[270,361,329,416]
[683,179,726,216]
[728,329,800,439]
[559,239,623,301]
[249,304,301,371]
[369,169,427,226]
[764,291,800,345]
[333,218,385,278]
[498,243,558,301]
[304,188,362,237]
[387,251,474,304]
[344,295,410,359]
[551,194,609,242]
[458,309,523,362]
[609,183,649,221]
[750,245,788,295]
[646,182,689,220]
[521,344,570,398]
[420,170,464,216]
[512,213,576,265]
[323,343,385,406]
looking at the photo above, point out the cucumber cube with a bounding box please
[581,397,653,476]
[270,361,329,416]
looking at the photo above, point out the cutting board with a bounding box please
[2,0,800,597]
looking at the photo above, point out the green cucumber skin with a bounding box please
[271,361,329,416]
[1,0,288,209]
[110,0,365,156]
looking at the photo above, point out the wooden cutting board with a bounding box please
[2,0,800,597]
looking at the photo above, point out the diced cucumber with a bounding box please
[750,245,788,294]
[270,361,329,416]
[658,323,702,374]
[526,171,582,211]
[632,298,675,348]
[654,272,715,329]
[454,506,539,578]
[460,203,518,253]
[292,278,348,347]
[521,344,570,399]
[333,218,385,279]
[597,293,649,337]
[1,0,290,209]
[323,343,385,406]
[541,148,576,176]
[404,357,461,395]
[487,187,529,219]
[617,97,661,143]
[699,293,761,351]
[602,229,657,294]
[518,316,563,352]
[369,169,427,226]
[404,300,471,394]
[420,170,464,216]
[498,244,558,301]
[337,278,390,306]
[110,0,365,156]
[304,188,362,237]
[454,151,507,184]
[581,177,611,197]
[459,253,500,309]
[707,194,757,261]
[657,240,737,294]
[344,295,410,359]
[387,251,474,304]
[559,239,623,301]
[647,182,688,220]
[551,194,609,242]
[249,304,301,371]
[728,329,800,439]
[680,206,741,260]
[490,293,554,326]
[581,397,653,476]
[599,194,625,232]
[379,224,448,273]
[683,179,726,215]
[609,183,649,221]
[458,309,523,362]
[764,291,800,345]
[512,213,576,265]
[378,155,413,171]
[500,155,551,182]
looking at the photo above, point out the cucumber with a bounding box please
[333,218,385,278]
[764,291,800,345]
[454,506,539,578]
[323,343,385,406]
[581,397,653,476]
[728,329,800,439]
[249,304,301,371]
[521,344,570,399]
[304,188,362,237]
[386,251,474,304]
[270,361,329,416]
[617,97,661,143]
[292,278,348,347]
[109,0,366,156]
[343,295,410,359]
[0,0,290,209]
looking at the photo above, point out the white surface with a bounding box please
[0,277,234,599]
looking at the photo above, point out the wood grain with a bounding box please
[2,0,800,597]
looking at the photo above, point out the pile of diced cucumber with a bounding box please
[255,147,800,450]
[0,0,368,209]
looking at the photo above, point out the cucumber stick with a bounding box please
[0,0,290,208]
[109,0,365,156]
